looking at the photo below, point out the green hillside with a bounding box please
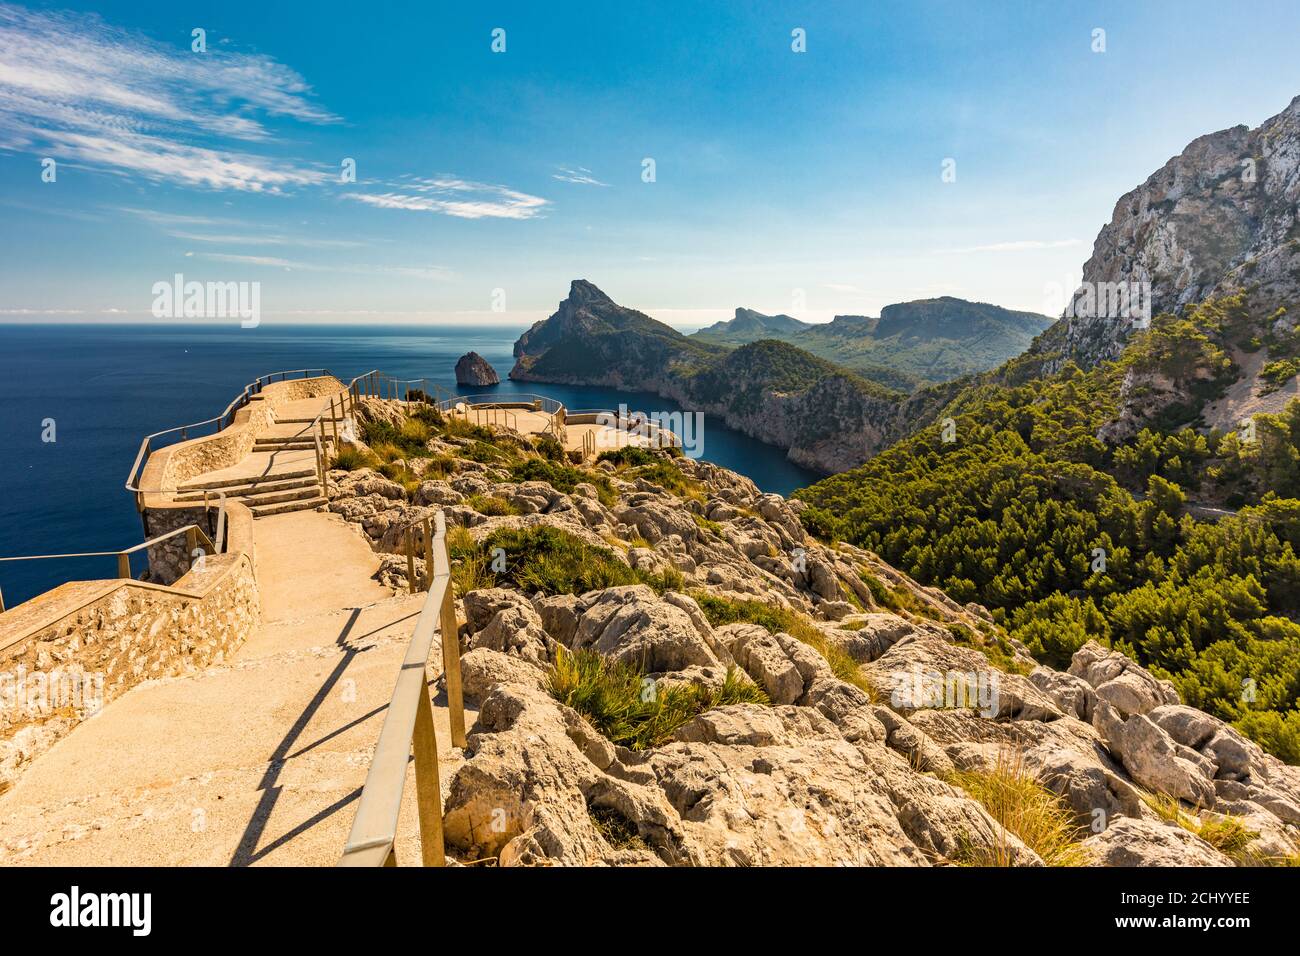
[796,295,1300,763]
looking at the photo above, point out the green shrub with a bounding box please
[692,513,723,535]
[630,461,704,501]
[360,416,436,459]
[467,494,518,516]
[691,592,871,693]
[598,446,659,467]
[333,442,379,471]
[464,526,641,595]
[444,416,496,441]
[547,647,768,750]
[532,434,566,461]
[509,459,617,506]
[636,564,685,594]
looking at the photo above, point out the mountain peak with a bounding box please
[567,278,613,307]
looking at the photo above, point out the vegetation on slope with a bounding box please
[547,647,769,750]
[950,754,1090,866]
[691,297,1053,390]
[797,297,1300,762]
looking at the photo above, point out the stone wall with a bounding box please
[0,507,260,793]
[142,505,219,585]
[146,375,345,492]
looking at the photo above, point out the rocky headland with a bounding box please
[509,280,954,473]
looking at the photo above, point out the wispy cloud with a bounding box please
[0,3,335,190]
[931,239,1084,254]
[824,282,866,294]
[195,251,454,281]
[552,165,609,186]
[345,175,549,220]
[171,231,367,249]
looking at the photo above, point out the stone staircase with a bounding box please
[0,511,469,866]
[174,468,328,518]
[170,398,350,518]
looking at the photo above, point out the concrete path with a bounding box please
[0,511,472,866]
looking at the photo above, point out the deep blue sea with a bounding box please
[0,323,822,607]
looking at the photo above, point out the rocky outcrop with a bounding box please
[324,403,1300,867]
[1038,94,1300,369]
[454,351,499,387]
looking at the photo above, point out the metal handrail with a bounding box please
[339,512,466,867]
[0,522,219,614]
[125,367,334,497]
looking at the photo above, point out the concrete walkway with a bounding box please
[0,511,471,866]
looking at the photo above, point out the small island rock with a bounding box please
[455,351,500,386]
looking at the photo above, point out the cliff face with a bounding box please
[1041,95,1300,369]
[511,280,928,473]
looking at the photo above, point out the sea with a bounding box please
[0,322,823,607]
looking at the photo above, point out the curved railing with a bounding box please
[124,368,334,498]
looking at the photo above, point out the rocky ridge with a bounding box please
[320,397,1300,866]
[1037,94,1300,372]
[509,280,947,473]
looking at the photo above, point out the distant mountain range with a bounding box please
[690,297,1053,390]
[510,280,958,472]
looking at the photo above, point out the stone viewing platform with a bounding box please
[0,369,676,865]
[0,370,473,865]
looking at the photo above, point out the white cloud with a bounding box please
[824,282,866,294]
[346,176,549,220]
[0,3,335,190]
[552,165,609,186]
[201,252,306,269]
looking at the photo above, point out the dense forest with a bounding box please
[798,296,1300,762]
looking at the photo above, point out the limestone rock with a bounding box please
[1068,641,1179,717]
[1081,817,1231,867]
[454,351,500,387]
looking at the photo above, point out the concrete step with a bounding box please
[218,485,322,508]
[173,476,319,502]
[274,415,347,424]
[178,467,317,493]
[253,439,333,451]
[250,496,328,518]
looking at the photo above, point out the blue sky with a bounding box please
[2,0,1299,327]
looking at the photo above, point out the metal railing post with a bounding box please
[435,513,467,748]
[406,528,417,594]
[314,434,325,492]
[412,684,446,866]
[423,517,435,590]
